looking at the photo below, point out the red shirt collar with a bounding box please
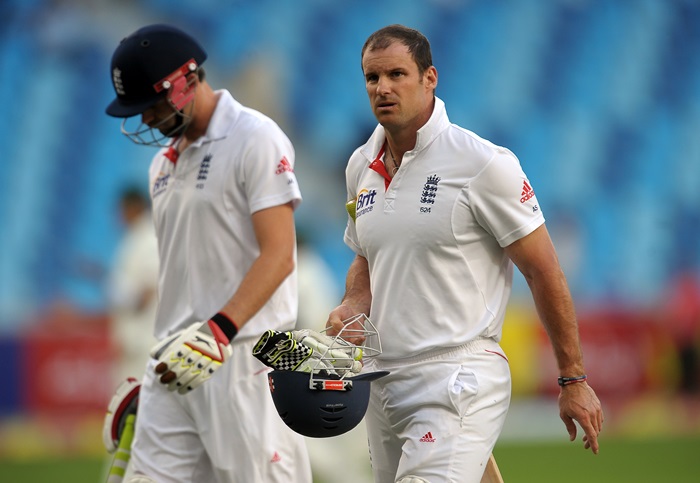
[368,145,392,191]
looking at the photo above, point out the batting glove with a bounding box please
[252,329,362,377]
[150,313,237,394]
[102,377,140,453]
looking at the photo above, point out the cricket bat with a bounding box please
[480,454,504,483]
[106,413,136,483]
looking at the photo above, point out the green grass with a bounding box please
[0,456,105,483]
[0,436,698,482]
[494,436,700,482]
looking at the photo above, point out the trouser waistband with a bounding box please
[370,337,499,368]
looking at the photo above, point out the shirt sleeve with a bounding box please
[468,149,545,247]
[343,156,365,257]
[240,122,302,214]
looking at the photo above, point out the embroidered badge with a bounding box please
[197,154,212,181]
[420,175,440,204]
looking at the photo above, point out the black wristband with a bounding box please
[558,375,587,387]
[210,312,239,341]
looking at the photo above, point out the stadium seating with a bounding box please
[1,0,699,327]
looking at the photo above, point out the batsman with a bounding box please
[104,24,313,482]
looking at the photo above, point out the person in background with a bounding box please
[107,186,159,384]
[327,24,603,483]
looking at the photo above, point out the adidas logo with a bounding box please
[520,180,535,203]
[270,451,282,463]
[275,156,293,175]
[419,431,436,443]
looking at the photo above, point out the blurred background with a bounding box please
[1,0,700,481]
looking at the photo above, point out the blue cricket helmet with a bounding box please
[268,370,389,438]
[106,24,207,118]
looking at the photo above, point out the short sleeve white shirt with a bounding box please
[149,90,301,340]
[344,97,544,360]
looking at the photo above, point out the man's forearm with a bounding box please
[342,255,372,314]
[527,268,585,376]
[221,250,294,328]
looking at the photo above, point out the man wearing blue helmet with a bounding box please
[105,24,311,483]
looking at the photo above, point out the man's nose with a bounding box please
[376,76,390,95]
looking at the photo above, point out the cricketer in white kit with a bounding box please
[129,90,311,482]
[344,97,540,483]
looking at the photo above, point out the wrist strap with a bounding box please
[558,375,587,387]
[210,312,239,341]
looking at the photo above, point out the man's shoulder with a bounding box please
[216,90,290,140]
[442,123,516,162]
[346,143,375,178]
[233,105,284,135]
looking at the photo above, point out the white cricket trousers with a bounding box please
[364,337,511,483]
[128,337,312,483]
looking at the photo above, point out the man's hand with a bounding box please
[150,319,234,394]
[558,382,604,454]
[326,306,368,345]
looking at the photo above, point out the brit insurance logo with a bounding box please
[152,171,170,198]
[356,188,377,219]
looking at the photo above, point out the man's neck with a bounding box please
[179,84,219,151]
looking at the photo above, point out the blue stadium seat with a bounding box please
[2,0,700,318]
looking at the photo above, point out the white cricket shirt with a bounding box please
[148,90,301,340]
[344,97,544,360]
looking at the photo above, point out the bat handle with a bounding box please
[480,453,505,483]
[106,413,136,483]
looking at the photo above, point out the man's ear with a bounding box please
[425,65,438,91]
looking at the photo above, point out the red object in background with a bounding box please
[537,309,672,398]
[21,316,117,414]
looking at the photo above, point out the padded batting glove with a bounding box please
[102,377,140,453]
[150,313,237,394]
[252,328,362,377]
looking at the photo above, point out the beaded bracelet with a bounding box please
[557,375,587,387]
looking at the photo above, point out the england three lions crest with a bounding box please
[420,175,440,205]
